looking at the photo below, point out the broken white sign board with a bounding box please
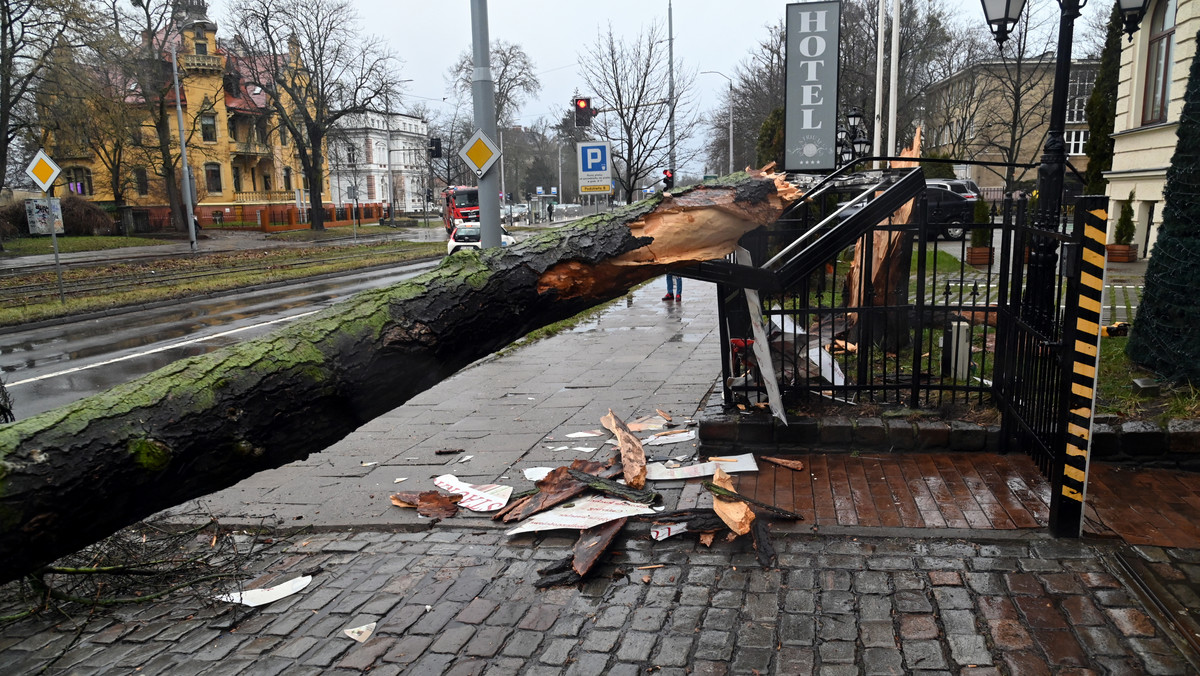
[650,523,688,541]
[506,496,656,535]
[433,474,513,512]
[216,575,312,607]
[645,453,759,481]
[642,429,697,446]
[344,621,376,642]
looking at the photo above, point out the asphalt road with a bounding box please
[1,260,437,420]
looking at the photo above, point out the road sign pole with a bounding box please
[469,0,502,249]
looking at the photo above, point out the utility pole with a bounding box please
[469,0,501,248]
[668,0,676,177]
[170,45,196,253]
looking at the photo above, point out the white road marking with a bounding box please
[8,310,319,387]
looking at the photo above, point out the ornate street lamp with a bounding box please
[1117,0,1151,39]
[837,107,872,168]
[846,106,864,132]
[980,0,1026,46]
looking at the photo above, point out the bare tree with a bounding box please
[579,22,700,203]
[0,0,83,190]
[449,40,541,127]
[704,20,785,174]
[971,4,1060,189]
[229,0,398,230]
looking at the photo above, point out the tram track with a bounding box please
[0,239,442,316]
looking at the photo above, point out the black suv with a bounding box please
[924,181,977,240]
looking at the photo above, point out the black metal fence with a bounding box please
[712,170,1097,421]
[716,171,1014,411]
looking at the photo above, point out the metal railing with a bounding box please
[698,167,1015,410]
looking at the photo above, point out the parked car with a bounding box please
[504,204,530,221]
[447,225,517,254]
[927,179,982,200]
[923,182,977,241]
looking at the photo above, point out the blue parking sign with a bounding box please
[580,144,607,172]
[577,142,613,195]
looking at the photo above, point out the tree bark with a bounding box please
[0,172,798,583]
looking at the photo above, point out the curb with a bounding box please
[698,386,1200,468]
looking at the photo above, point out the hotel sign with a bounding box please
[784,1,841,171]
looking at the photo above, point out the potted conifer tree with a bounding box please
[1107,192,1138,262]
[965,199,994,266]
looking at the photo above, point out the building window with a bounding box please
[205,163,222,193]
[232,166,242,193]
[283,167,293,191]
[367,175,376,200]
[201,114,217,142]
[346,145,357,164]
[1142,0,1176,125]
[65,167,93,196]
[134,168,149,195]
[130,126,143,146]
[279,125,289,146]
[262,174,271,191]
[194,28,207,55]
[1065,130,1090,155]
[1066,69,1093,124]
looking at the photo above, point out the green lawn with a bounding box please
[0,235,173,256]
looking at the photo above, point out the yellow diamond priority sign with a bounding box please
[458,129,501,178]
[26,149,62,193]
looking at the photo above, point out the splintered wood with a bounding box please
[710,467,754,535]
[601,410,647,489]
[494,459,621,523]
[761,456,806,472]
[571,517,628,577]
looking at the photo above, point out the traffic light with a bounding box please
[662,169,674,190]
[429,137,442,158]
[573,97,593,127]
[425,188,433,202]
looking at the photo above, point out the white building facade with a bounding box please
[1105,0,1194,255]
[330,111,429,214]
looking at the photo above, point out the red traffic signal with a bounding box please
[573,97,593,127]
[662,169,674,190]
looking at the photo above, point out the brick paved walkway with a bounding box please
[0,529,1193,675]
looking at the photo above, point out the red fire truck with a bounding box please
[441,186,480,232]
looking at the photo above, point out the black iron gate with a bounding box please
[993,195,1108,536]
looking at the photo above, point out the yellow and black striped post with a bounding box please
[1050,198,1108,537]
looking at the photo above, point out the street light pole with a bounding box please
[170,45,196,253]
[701,70,734,174]
[668,0,676,177]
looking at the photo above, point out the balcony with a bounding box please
[233,141,272,157]
[180,53,224,72]
[235,190,294,204]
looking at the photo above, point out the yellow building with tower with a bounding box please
[47,0,332,232]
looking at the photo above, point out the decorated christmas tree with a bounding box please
[1125,28,1200,383]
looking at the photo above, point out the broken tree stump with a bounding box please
[0,172,802,583]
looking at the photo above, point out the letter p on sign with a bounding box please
[583,145,607,172]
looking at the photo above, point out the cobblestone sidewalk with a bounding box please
[1,527,1193,675]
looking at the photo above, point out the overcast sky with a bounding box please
[206,0,1107,175]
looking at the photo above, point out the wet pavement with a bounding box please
[1,241,1199,674]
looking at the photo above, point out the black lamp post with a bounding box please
[980,0,1146,331]
[837,106,871,168]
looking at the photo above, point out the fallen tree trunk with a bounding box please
[0,171,800,583]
